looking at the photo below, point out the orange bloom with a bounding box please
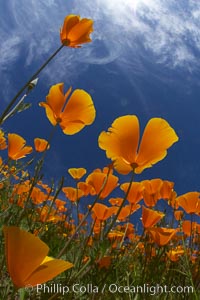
[39,83,96,135]
[60,15,93,48]
[167,246,185,262]
[91,203,116,221]
[98,115,178,174]
[141,179,163,207]
[160,180,174,200]
[77,181,96,196]
[109,197,124,206]
[8,133,32,160]
[174,210,184,221]
[30,187,47,205]
[176,192,200,214]
[86,169,119,199]
[116,205,140,221]
[34,138,50,152]
[182,220,197,237]
[168,191,179,209]
[68,168,87,180]
[142,206,165,229]
[120,182,143,205]
[3,226,73,289]
[147,227,178,246]
[62,187,84,202]
[0,129,7,150]
[55,199,67,213]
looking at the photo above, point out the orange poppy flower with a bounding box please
[147,227,178,246]
[116,205,140,221]
[98,115,178,174]
[176,192,200,214]
[34,138,50,152]
[0,129,7,150]
[167,246,184,262]
[109,197,124,206]
[174,210,184,221]
[68,168,87,180]
[160,180,174,200]
[120,182,143,205]
[86,169,119,199]
[142,206,165,228]
[39,83,96,135]
[91,203,116,221]
[30,187,47,205]
[168,190,179,209]
[60,15,93,48]
[182,220,197,237]
[3,226,73,289]
[8,133,32,160]
[55,199,67,213]
[77,181,96,196]
[141,179,163,207]
[62,187,84,202]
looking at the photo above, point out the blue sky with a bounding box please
[1,0,200,197]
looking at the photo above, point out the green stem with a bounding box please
[0,44,64,125]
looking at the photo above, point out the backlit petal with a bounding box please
[60,15,80,40]
[3,226,48,288]
[67,19,93,42]
[60,15,93,47]
[60,89,96,135]
[8,134,32,160]
[98,115,140,173]
[136,118,178,173]
[46,83,71,117]
[24,257,73,287]
[39,103,57,126]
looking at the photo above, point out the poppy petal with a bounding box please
[39,103,57,126]
[98,115,139,172]
[60,15,80,39]
[8,134,32,160]
[67,19,93,43]
[3,226,48,288]
[136,118,178,173]
[60,89,96,135]
[24,256,73,286]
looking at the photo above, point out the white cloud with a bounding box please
[1,0,200,101]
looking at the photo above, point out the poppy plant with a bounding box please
[62,187,84,202]
[141,178,163,207]
[147,227,178,246]
[91,203,116,221]
[68,167,87,180]
[39,83,96,135]
[8,133,32,160]
[86,169,119,199]
[120,182,143,205]
[141,206,165,229]
[98,115,178,174]
[3,226,73,289]
[176,192,200,214]
[60,15,94,48]
[34,138,50,152]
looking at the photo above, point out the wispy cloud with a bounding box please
[1,0,200,101]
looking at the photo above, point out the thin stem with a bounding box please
[0,44,64,125]
[104,171,135,237]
